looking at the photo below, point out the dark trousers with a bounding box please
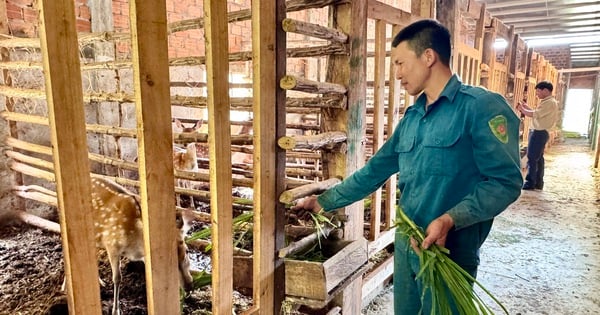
[525,129,549,188]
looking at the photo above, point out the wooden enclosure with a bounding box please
[0,0,566,314]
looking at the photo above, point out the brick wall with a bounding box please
[2,1,332,77]
[5,0,91,37]
[533,45,571,70]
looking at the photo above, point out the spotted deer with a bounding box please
[90,177,193,315]
[173,142,199,208]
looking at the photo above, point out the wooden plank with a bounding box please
[384,24,401,229]
[436,0,460,71]
[361,255,394,302]
[274,2,288,310]
[369,20,386,241]
[367,228,395,257]
[411,0,435,18]
[204,1,234,313]
[323,2,366,314]
[128,1,180,314]
[285,238,368,300]
[0,0,7,33]
[367,0,419,26]
[38,1,101,314]
[251,0,285,311]
[481,18,497,89]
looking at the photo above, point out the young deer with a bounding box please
[173,142,199,208]
[90,177,193,315]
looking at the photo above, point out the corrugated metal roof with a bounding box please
[476,0,600,69]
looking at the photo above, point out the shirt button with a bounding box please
[435,139,441,144]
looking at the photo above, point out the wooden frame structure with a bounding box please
[0,0,570,314]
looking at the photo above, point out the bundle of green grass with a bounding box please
[395,208,509,315]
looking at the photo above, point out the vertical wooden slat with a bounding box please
[506,30,519,107]
[369,19,386,241]
[327,1,367,314]
[129,1,180,314]
[38,1,102,314]
[384,24,402,229]
[473,2,485,85]
[481,18,497,88]
[204,1,234,313]
[251,0,285,312]
[436,0,460,71]
[273,1,288,310]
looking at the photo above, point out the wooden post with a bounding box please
[436,0,460,71]
[204,1,234,313]
[412,0,435,18]
[481,18,497,88]
[38,0,102,314]
[385,24,402,229]
[506,30,519,107]
[129,1,181,314]
[251,0,285,312]
[325,1,367,314]
[369,19,386,241]
[473,2,485,85]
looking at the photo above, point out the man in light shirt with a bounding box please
[517,81,559,190]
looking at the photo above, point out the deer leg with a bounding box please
[107,251,122,315]
[177,238,193,291]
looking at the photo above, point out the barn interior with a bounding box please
[0,0,598,314]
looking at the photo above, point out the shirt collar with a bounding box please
[410,74,462,114]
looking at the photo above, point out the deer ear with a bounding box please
[175,119,183,129]
[193,120,202,130]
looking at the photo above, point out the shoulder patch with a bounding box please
[488,115,508,143]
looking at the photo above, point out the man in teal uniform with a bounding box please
[292,19,522,314]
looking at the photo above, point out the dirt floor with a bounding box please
[363,137,600,314]
[1,138,599,315]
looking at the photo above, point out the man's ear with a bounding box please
[422,48,437,67]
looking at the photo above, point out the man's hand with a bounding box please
[421,213,454,249]
[290,195,322,212]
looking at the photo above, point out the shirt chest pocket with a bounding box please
[421,132,462,176]
[394,136,415,176]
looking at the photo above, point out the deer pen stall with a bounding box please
[0,0,435,314]
[1,0,568,314]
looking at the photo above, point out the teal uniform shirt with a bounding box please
[317,74,522,268]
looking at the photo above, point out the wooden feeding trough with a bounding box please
[283,237,369,302]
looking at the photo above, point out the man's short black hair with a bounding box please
[535,81,553,92]
[391,19,451,66]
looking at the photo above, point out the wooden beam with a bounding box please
[282,18,348,43]
[411,0,435,18]
[129,1,180,314]
[369,19,386,242]
[385,25,401,229]
[558,66,600,73]
[367,0,419,26]
[325,1,367,314]
[204,1,234,313]
[251,0,283,312]
[481,18,497,88]
[436,0,460,71]
[38,1,102,314]
[273,1,288,310]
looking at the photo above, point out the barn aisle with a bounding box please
[479,137,600,314]
[363,138,600,315]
